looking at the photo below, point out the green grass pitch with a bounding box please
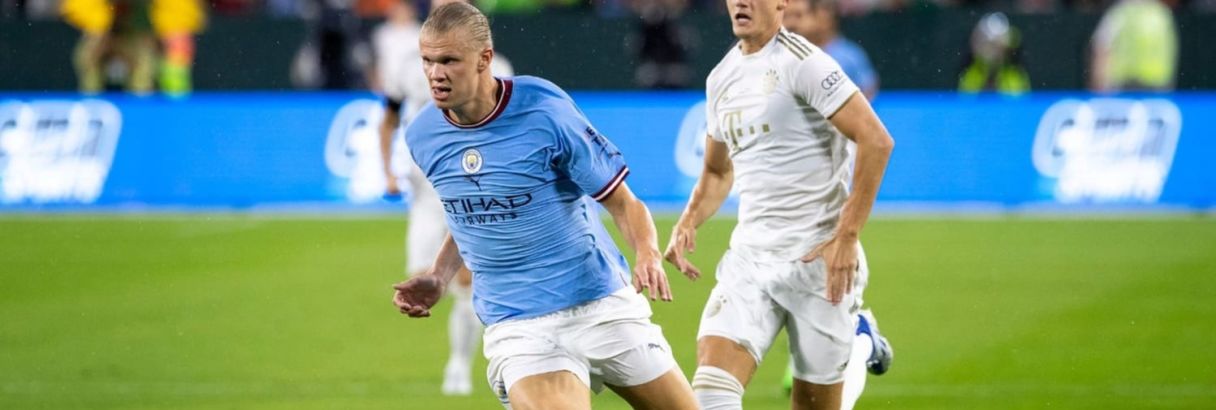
[2,215,1214,409]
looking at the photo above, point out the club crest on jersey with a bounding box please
[462,148,483,174]
[763,69,779,94]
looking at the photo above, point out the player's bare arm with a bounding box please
[801,92,894,305]
[601,182,673,302]
[664,136,733,280]
[393,233,465,317]
[379,106,402,195]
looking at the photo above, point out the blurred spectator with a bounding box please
[1089,0,1178,92]
[292,0,372,89]
[958,12,1030,94]
[633,0,691,89]
[152,0,206,95]
[61,0,158,94]
[784,0,880,99]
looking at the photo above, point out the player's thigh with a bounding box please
[695,250,786,385]
[697,335,759,386]
[606,367,698,410]
[790,379,844,410]
[589,322,695,409]
[781,259,856,386]
[578,288,681,387]
[484,319,591,408]
[507,370,590,410]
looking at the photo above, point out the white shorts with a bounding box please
[483,287,677,407]
[405,170,447,274]
[697,245,869,384]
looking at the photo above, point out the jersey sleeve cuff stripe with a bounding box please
[592,166,630,202]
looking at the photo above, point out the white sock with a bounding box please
[692,366,744,410]
[447,284,481,371]
[841,334,874,410]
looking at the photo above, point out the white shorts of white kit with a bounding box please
[483,287,677,408]
[697,245,869,385]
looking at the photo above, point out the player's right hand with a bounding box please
[801,237,857,306]
[392,275,445,318]
[663,223,701,280]
[634,250,673,302]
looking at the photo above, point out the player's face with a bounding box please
[420,31,488,110]
[727,0,787,41]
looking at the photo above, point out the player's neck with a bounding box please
[740,26,781,55]
[448,76,501,125]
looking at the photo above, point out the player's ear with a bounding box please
[778,0,788,11]
[479,48,493,73]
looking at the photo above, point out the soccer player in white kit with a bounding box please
[663,0,895,409]
[373,0,513,396]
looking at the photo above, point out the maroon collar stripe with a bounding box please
[443,78,514,129]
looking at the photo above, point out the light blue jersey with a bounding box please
[404,76,632,325]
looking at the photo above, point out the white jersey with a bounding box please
[705,29,860,261]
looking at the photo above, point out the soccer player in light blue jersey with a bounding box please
[390,3,699,409]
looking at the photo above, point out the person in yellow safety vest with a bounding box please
[151,0,206,96]
[1090,0,1178,92]
[62,0,156,94]
[958,12,1030,95]
[61,0,204,96]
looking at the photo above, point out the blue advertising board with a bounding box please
[1,91,1212,212]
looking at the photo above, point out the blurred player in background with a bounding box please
[391,4,698,408]
[373,0,513,396]
[783,0,877,100]
[783,1,893,407]
[664,0,894,409]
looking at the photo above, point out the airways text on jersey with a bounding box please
[441,193,532,226]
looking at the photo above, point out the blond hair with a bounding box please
[421,2,493,51]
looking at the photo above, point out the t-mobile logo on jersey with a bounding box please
[720,110,771,154]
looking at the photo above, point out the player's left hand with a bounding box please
[634,251,673,302]
[801,236,858,305]
[392,275,446,317]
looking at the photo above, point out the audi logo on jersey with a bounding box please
[821,71,844,90]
